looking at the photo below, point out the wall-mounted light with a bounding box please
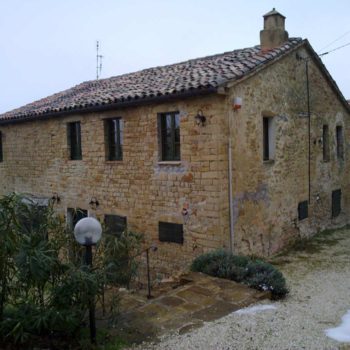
[233,97,243,111]
[51,192,60,204]
[195,110,206,126]
[89,197,99,209]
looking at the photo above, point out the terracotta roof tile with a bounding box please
[0,38,303,122]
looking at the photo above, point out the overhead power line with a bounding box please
[319,41,350,57]
[318,30,350,52]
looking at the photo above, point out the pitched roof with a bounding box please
[0,38,305,123]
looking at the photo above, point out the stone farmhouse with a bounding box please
[1,9,349,275]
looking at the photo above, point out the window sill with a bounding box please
[158,161,181,165]
[263,159,275,165]
[105,160,123,164]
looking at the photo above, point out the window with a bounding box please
[105,214,127,236]
[67,208,88,229]
[0,131,3,162]
[298,201,308,221]
[67,121,82,160]
[336,125,344,160]
[159,222,183,244]
[332,189,341,218]
[263,116,275,161]
[105,118,123,161]
[159,112,180,161]
[18,199,49,236]
[322,125,330,162]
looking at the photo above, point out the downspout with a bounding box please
[228,109,235,253]
[306,59,311,202]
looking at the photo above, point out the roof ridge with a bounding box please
[78,37,303,87]
[0,38,304,122]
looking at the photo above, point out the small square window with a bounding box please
[298,201,308,221]
[67,122,82,160]
[105,118,123,161]
[332,189,341,218]
[159,221,183,244]
[105,214,127,236]
[159,112,180,161]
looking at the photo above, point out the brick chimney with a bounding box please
[260,8,289,51]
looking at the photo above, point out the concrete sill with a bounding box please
[105,160,123,164]
[263,159,275,165]
[158,161,181,166]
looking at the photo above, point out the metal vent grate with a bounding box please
[298,201,308,221]
[159,222,184,244]
[105,215,127,236]
[332,189,341,218]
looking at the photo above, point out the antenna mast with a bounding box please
[96,41,103,79]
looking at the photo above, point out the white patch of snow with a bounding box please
[325,310,350,342]
[235,304,277,315]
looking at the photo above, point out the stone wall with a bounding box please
[228,46,350,256]
[0,94,229,277]
[0,42,349,277]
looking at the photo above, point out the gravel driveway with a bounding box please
[131,227,350,350]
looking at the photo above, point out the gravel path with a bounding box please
[130,227,350,350]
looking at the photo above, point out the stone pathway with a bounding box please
[128,226,350,350]
[111,272,269,344]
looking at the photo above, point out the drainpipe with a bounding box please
[228,110,235,253]
[306,60,311,203]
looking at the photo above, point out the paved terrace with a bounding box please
[108,272,269,345]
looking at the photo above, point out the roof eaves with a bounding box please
[0,86,219,125]
[302,40,350,113]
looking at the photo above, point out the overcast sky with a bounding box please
[1,0,349,114]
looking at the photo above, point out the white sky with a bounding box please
[0,0,349,114]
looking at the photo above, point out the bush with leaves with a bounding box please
[0,194,139,348]
[191,249,289,299]
[0,193,142,348]
[99,230,143,288]
[0,194,98,346]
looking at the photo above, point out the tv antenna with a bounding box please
[96,41,103,79]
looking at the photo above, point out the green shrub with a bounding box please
[0,193,142,348]
[99,230,143,288]
[191,249,288,299]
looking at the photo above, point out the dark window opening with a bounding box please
[67,121,82,160]
[263,116,275,161]
[67,208,88,229]
[159,222,183,244]
[323,125,330,162]
[332,189,341,218]
[105,214,127,237]
[105,118,123,161]
[298,201,308,221]
[67,208,88,264]
[160,112,180,161]
[263,117,269,161]
[18,203,49,237]
[336,125,344,160]
[0,131,3,162]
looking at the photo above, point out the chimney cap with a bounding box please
[263,8,286,19]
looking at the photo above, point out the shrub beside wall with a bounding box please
[191,250,289,299]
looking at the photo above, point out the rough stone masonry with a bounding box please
[0,10,349,278]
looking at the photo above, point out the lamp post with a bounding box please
[145,244,158,299]
[74,217,102,345]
